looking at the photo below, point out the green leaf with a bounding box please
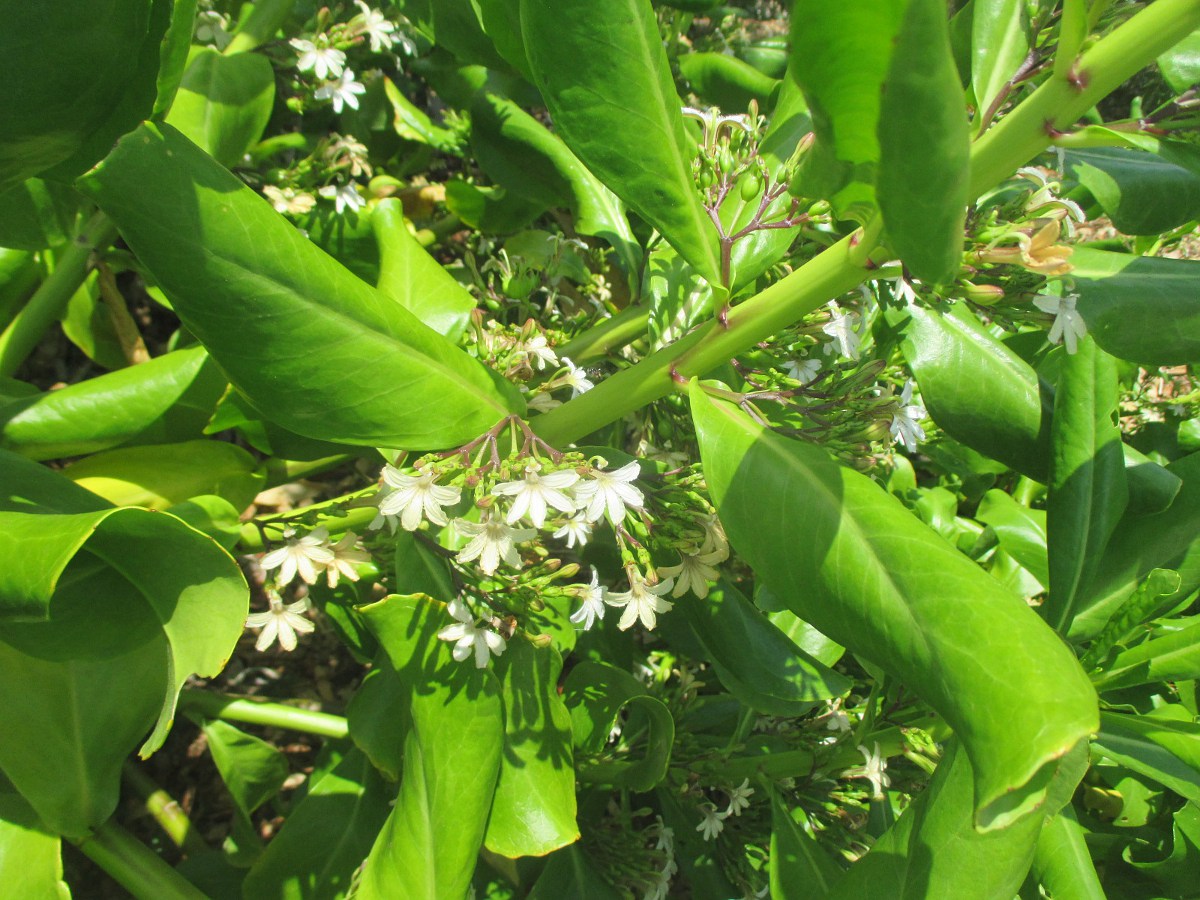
[1158,26,1200,92]
[0,449,247,757]
[202,719,290,818]
[1031,806,1105,900]
[373,199,476,341]
[876,0,970,284]
[1094,621,1200,691]
[346,666,409,780]
[1093,711,1200,804]
[691,385,1098,830]
[0,346,226,461]
[1072,248,1200,366]
[897,303,1051,480]
[683,580,850,715]
[1079,568,1181,671]
[0,785,71,898]
[484,641,579,858]
[678,52,780,111]
[77,123,522,450]
[770,794,843,899]
[356,595,504,900]
[1075,452,1200,639]
[475,0,533,82]
[0,179,80,251]
[62,440,264,510]
[242,746,395,900]
[971,0,1029,123]
[165,47,276,168]
[1065,147,1200,235]
[1044,336,1128,632]
[521,0,722,288]
[563,661,674,792]
[828,742,1043,899]
[527,844,623,899]
[976,489,1048,587]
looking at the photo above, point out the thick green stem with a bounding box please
[180,689,349,739]
[532,0,1200,448]
[0,211,118,377]
[555,304,650,363]
[257,454,357,490]
[72,820,206,900]
[122,763,209,857]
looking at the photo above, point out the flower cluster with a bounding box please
[693,778,756,842]
[260,527,371,589]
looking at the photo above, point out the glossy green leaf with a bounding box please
[683,581,850,715]
[691,386,1097,830]
[563,661,674,792]
[202,719,289,818]
[356,594,504,900]
[521,0,722,288]
[405,0,510,70]
[971,0,1028,123]
[0,785,71,898]
[1123,443,1181,516]
[876,0,970,284]
[678,52,780,111]
[976,489,1048,587]
[443,180,544,233]
[1094,621,1200,691]
[63,440,263,510]
[165,47,276,167]
[1075,452,1200,639]
[829,742,1042,899]
[346,666,409,781]
[1124,801,1200,895]
[475,0,533,82]
[1044,335,1128,632]
[1158,26,1200,91]
[1093,711,1200,804]
[0,346,226,461]
[1032,806,1105,900]
[484,641,579,858]
[527,844,622,900]
[897,303,1051,480]
[242,746,394,900]
[1065,147,1200,235]
[77,123,522,449]
[0,449,247,757]
[770,795,843,899]
[60,271,129,371]
[1072,248,1200,366]
[0,179,80,251]
[372,199,476,341]
[382,77,462,152]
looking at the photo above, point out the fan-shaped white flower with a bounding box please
[245,593,314,652]
[378,466,461,531]
[315,68,366,114]
[319,182,366,214]
[1033,291,1087,354]
[559,357,594,397]
[659,548,725,599]
[552,512,592,549]
[523,333,558,370]
[822,303,862,359]
[569,568,607,631]
[784,355,821,383]
[437,598,506,668]
[724,778,754,817]
[574,461,644,525]
[850,743,891,800]
[290,36,345,80]
[453,516,535,575]
[889,380,926,451]
[695,803,726,842]
[492,465,579,528]
[351,1,396,52]
[261,527,335,586]
[606,572,674,631]
[324,532,371,588]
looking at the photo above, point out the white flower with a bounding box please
[351,1,396,52]
[261,527,335,586]
[826,708,852,734]
[437,598,506,668]
[659,548,725,599]
[724,778,754,817]
[1033,291,1087,354]
[606,571,674,631]
[850,743,891,800]
[262,185,316,216]
[569,568,607,630]
[783,355,821,383]
[319,182,366,214]
[574,460,644,525]
[822,303,862,359]
[378,466,461,531]
[290,36,346,80]
[695,803,726,842]
[324,532,371,588]
[492,464,579,528]
[525,390,561,413]
[245,592,315,652]
[889,379,926,451]
[315,68,366,114]
[324,133,372,178]
[558,357,594,397]
[552,512,592,549]
[523,333,558,371]
[892,274,918,305]
[453,516,536,575]
[698,513,729,560]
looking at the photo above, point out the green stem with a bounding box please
[239,492,379,550]
[180,689,349,739]
[72,820,206,900]
[0,211,118,378]
[555,304,650,363]
[257,454,357,489]
[121,763,210,857]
